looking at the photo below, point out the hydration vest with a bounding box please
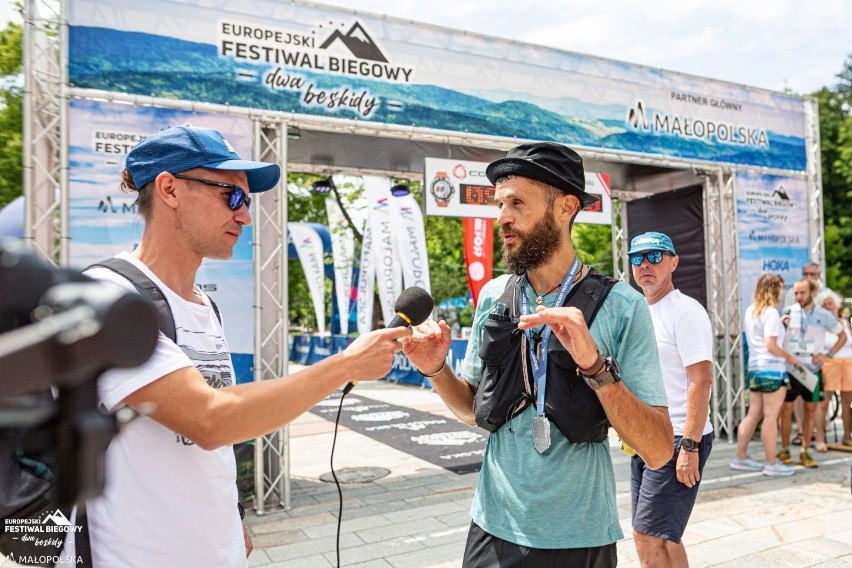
[473,269,617,443]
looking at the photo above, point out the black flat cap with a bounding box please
[486,142,598,208]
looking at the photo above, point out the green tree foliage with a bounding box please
[817,56,852,296]
[572,223,613,275]
[0,18,22,207]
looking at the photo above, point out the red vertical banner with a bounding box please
[463,217,493,306]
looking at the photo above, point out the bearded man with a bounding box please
[402,142,672,568]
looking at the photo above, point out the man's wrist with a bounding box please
[419,360,446,378]
[577,350,604,376]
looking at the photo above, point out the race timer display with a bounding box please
[459,184,496,206]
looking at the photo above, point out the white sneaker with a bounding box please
[730,456,763,471]
[763,462,795,477]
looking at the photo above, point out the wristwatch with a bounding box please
[681,437,701,452]
[579,355,622,390]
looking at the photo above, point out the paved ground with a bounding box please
[245,377,852,568]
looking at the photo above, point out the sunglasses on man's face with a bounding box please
[172,173,251,211]
[629,251,669,266]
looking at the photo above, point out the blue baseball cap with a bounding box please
[125,126,280,193]
[627,231,677,255]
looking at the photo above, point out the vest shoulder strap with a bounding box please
[563,269,618,325]
[495,274,524,319]
[497,269,616,324]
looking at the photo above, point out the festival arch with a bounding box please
[23,0,823,511]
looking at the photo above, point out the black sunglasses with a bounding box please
[172,173,251,211]
[629,251,670,266]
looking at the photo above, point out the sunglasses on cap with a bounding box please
[172,173,251,211]
[629,251,671,266]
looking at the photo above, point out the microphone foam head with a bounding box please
[394,286,434,326]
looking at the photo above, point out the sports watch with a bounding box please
[430,171,454,207]
[578,354,622,390]
[680,437,701,452]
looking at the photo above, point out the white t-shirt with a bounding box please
[784,304,843,372]
[648,290,713,437]
[62,252,245,568]
[744,304,786,374]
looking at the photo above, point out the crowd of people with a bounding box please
[733,261,851,478]
[42,130,848,568]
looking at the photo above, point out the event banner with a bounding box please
[288,223,327,334]
[735,172,810,313]
[424,158,612,225]
[363,175,403,327]
[67,98,257,379]
[463,218,493,307]
[389,191,431,294]
[68,0,807,170]
[325,197,354,335]
[356,223,376,335]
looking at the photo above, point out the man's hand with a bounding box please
[342,326,412,380]
[517,305,599,369]
[676,448,700,488]
[243,525,253,558]
[401,319,453,375]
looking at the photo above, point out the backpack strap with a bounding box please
[495,274,523,319]
[564,269,617,325]
[499,269,615,324]
[86,258,222,343]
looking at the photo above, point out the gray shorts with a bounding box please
[630,433,713,543]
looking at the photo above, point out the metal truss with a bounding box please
[703,170,744,441]
[23,0,66,265]
[609,193,629,283]
[252,123,291,513]
[34,0,823,507]
[804,98,825,269]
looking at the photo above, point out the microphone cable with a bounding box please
[330,388,349,568]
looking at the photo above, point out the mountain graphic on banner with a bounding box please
[320,23,388,62]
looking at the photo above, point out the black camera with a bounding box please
[0,240,159,564]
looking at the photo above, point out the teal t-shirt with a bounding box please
[461,274,668,549]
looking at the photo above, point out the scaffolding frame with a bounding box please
[23,0,65,265]
[252,123,291,514]
[23,0,824,508]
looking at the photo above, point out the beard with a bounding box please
[501,211,563,274]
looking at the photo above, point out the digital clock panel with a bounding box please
[459,184,496,206]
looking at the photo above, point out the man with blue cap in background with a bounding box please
[628,231,714,568]
[60,126,411,567]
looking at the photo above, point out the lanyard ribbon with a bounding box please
[520,257,582,417]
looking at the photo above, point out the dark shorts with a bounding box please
[631,433,713,544]
[747,370,790,393]
[462,522,617,568]
[785,371,824,403]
